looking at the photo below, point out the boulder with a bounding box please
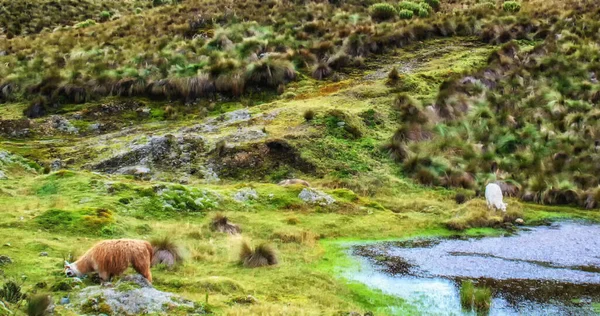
[299,188,335,206]
[0,255,12,265]
[92,135,204,174]
[76,274,201,315]
[233,188,259,202]
[515,218,525,225]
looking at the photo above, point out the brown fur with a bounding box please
[70,239,153,283]
[278,179,310,187]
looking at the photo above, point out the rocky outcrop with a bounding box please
[298,188,335,206]
[75,275,203,315]
[0,118,32,138]
[92,135,205,175]
[215,139,316,180]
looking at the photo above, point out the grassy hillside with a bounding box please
[1,0,600,314]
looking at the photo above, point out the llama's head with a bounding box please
[64,261,81,278]
[500,202,508,212]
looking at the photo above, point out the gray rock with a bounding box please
[515,218,525,225]
[0,255,12,265]
[299,188,336,206]
[233,188,259,203]
[116,166,151,179]
[50,159,62,171]
[203,165,220,183]
[39,252,49,257]
[76,274,194,315]
[229,128,267,143]
[0,170,6,180]
[92,135,204,174]
[59,297,70,305]
[225,109,251,124]
[136,107,151,118]
[51,116,79,134]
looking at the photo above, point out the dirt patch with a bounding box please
[214,139,317,180]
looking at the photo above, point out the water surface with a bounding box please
[350,222,600,315]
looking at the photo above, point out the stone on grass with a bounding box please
[515,218,524,225]
[0,255,12,265]
[76,274,197,315]
[298,188,335,206]
[233,188,259,203]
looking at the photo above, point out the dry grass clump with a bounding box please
[210,213,242,235]
[271,230,318,246]
[151,236,184,268]
[27,294,53,316]
[239,241,278,268]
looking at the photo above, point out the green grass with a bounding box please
[3,167,592,314]
[2,1,600,314]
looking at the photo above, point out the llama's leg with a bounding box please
[133,260,153,283]
[98,271,113,287]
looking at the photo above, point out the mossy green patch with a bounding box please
[35,208,117,236]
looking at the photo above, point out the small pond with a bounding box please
[349,222,600,315]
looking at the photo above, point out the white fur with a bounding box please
[485,183,507,212]
[64,261,82,278]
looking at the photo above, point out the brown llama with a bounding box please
[64,239,153,283]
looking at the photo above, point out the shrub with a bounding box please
[312,63,332,80]
[394,93,428,124]
[99,11,112,21]
[399,9,414,19]
[418,7,429,18]
[387,67,400,84]
[424,0,441,11]
[455,193,467,204]
[369,3,398,21]
[209,213,242,235]
[239,241,278,268]
[503,1,521,13]
[304,109,316,121]
[245,59,296,88]
[0,280,26,304]
[151,237,184,268]
[398,1,421,12]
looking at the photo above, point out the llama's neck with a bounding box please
[74,255,94,276]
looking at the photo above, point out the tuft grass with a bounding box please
[239,241,278,268]
[460,280,492,313]
[151,236,184,268]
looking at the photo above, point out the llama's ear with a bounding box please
[64,260,70,267]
